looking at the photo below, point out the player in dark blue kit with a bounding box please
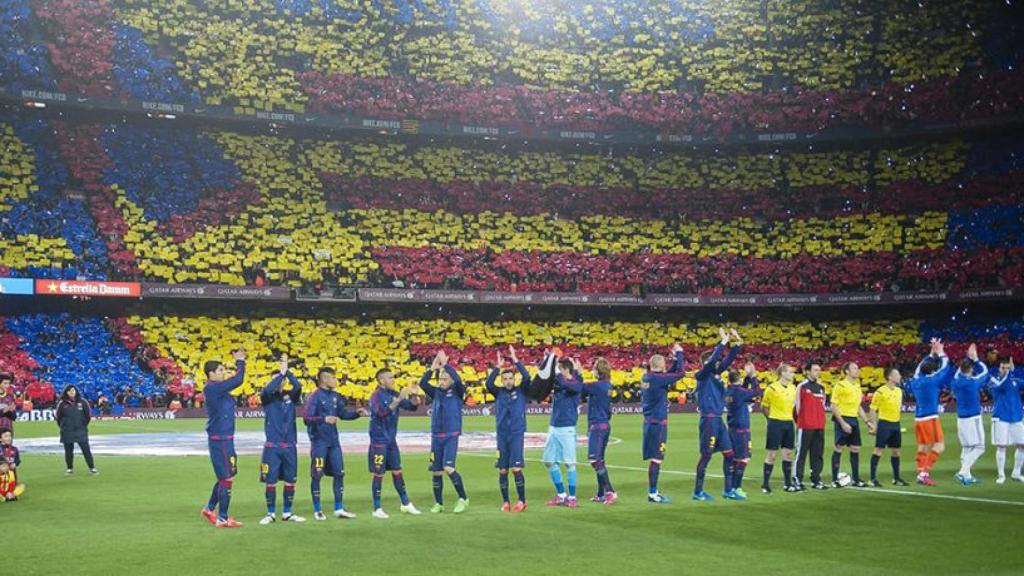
[724,359,763,498]
[200,349,246,528]
[693,328,740,502]
[641,343,686,504]
[304,366,364,520]
[485,346,531,512]
[369,368,422,519]
[582,357,617,505]
[420,350,470,514]
[543,356,585,508]
[259,354,306,525]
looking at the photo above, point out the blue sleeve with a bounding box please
[937,363,956,389]
[260,374,285,405]
[303,391,322,425]
[399,398,418,411]
[971,361,989,385]
[668,350,683,373]
[647,372,684,390]
[419,369,437,399]
[204,360,247,396]
[286,373,303,403]
[338,405,361,421]
[516,362,531,392]
[444,365,465,399]
[556,373,584,394]
[695,345,723,381]
[719,345,739,372]
[745,386,764,401]
[485,368,501,396]
[13,447,20,467]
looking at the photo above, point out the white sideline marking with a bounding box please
[462,452,1024,507]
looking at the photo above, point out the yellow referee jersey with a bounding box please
[762,382,797,421]
[831,379,863,418]
[870,385,903,423]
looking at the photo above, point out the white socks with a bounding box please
[959,446,985,477]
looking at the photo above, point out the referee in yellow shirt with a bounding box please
[868,368,910,487]
[761,363,798,493]
[830,362,870,488]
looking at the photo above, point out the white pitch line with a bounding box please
[461,451,1024,507]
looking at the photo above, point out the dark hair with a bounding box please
[557,358,574,372]
[998,355,1012,365]
[804,362,820,373]
[60,385,80,402]
[0,427,11,437]
[375,368,391,383]
[203,360,223,378]
[318,367,336,382]
[841,362,856,375]
[959,358,975,373]
[728,370,742,385]
[0,373,11,384]
[594,358,612,381]
[700,350,712,365]
[885,366,900,380]
[920,358,940,375]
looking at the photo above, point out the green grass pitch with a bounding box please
[7,414,1022,576]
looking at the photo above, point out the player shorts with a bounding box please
[495,432,525,470]
[957,415,985,447]
[261,445,298,484]
[698,416,733,456]
[765,419,795,450]
[874,421,902,449]
[992,419,1024,446]
[834,416,862,447]
[543,426,577,465]
[914,417,944,445]
[643,419,668,460]
[730,428,752,460]
[587,423,610,462]
[311,443,344,478]
[368,442,402,475]
[208,439,237,481]
[429,435,460,472]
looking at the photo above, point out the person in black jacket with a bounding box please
[56,385,97,475]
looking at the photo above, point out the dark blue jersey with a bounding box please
[204,360,246,438]
[485,362,531,436]
[695,345,739,417]
[550,371,583,427]
[303,387,360,446]
[640,350,685,421]
[950,361,989,418]
[368,386,417,444]
[582,379,613,426]
[261,372,302,445]
[419,365,465,437]
[725,377,763,429]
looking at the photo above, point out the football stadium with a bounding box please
[1,0,1023,574]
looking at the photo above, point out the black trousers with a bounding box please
[64,440,95,470]
[795,429,824,484]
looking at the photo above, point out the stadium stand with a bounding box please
[0,0,1022,134]
[2,112,1019,294]
[0,312,1021,408]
